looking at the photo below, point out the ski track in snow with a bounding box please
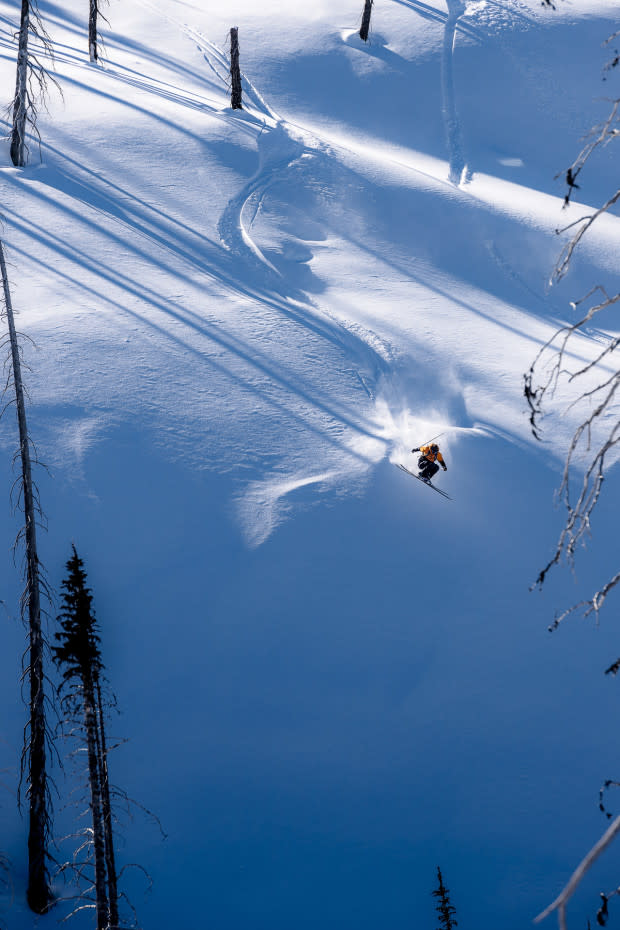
[183,27,402,409]
[132,4,395,400]
[176,14,514,538]
[2,0,617,545]
[188,22,393,382]
[4,7,620,930]
[102,5,400,537]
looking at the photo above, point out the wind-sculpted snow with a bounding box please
[0,0,618,542]
[2,2,620,929]
[1,1,616,530]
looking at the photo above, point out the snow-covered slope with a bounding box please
[1,1,620,927]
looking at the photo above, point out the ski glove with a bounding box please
[411,447,419,452]
[442,464,447,471]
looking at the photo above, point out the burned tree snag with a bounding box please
[230,27,242,110]
[84,675,108,930]
[96,678,119,929]
[11,0,30,166]
[89,0,99,62]
[10,0,58,166]
[359,0,373,42]
[88,0,108,63]
[0,241,51,914]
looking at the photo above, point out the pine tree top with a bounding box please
[53,546,104,685]
[432,866,458,930]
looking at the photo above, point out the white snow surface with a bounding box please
[1,1,620,928]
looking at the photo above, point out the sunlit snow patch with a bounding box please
[367,397,491,467]
[464,1,488,14]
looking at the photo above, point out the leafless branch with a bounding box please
[535,815,620,929]
[526,284,620,625]
[526,38,620,930]
[8,0,61,165]
[553,99,620,208]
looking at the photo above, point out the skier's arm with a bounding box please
[437,452,447,471]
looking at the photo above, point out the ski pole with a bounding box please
[417,431,445,447]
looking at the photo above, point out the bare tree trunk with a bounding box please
[83,676,109,930]
[359,0,373,42]
[11,0,30,167]
[89,0,98,62]
[0,241,51,914]
[96,679,119,928]
[230,27,242,110]
[26,616,48,918]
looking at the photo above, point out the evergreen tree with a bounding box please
[432,866,458,930]
[54,547,119,929]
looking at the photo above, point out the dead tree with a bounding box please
[96,677,119,929]
[10,0,31,165]
[0,241,52,914]
[535,811,620,930]
[359,0,373,42]
[525,35,620,930]
[230,27,242,110]
[88,0,109,63]
[89,0,100,62]
[10,0,57,166]
[524,94,620,639]
[432,866,458,930]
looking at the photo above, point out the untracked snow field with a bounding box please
[2,0,620,927]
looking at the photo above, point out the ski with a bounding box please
[396,463,453,501]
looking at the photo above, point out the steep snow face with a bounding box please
[1,1,620,928]
[1,0,619,543]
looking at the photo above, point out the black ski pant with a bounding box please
[418,457,439,480]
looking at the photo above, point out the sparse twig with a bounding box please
[527,34,620,930]
[526,284,620,628]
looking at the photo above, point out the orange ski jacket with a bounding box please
[419,444,446,466]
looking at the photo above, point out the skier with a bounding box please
[411,443,447,483]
